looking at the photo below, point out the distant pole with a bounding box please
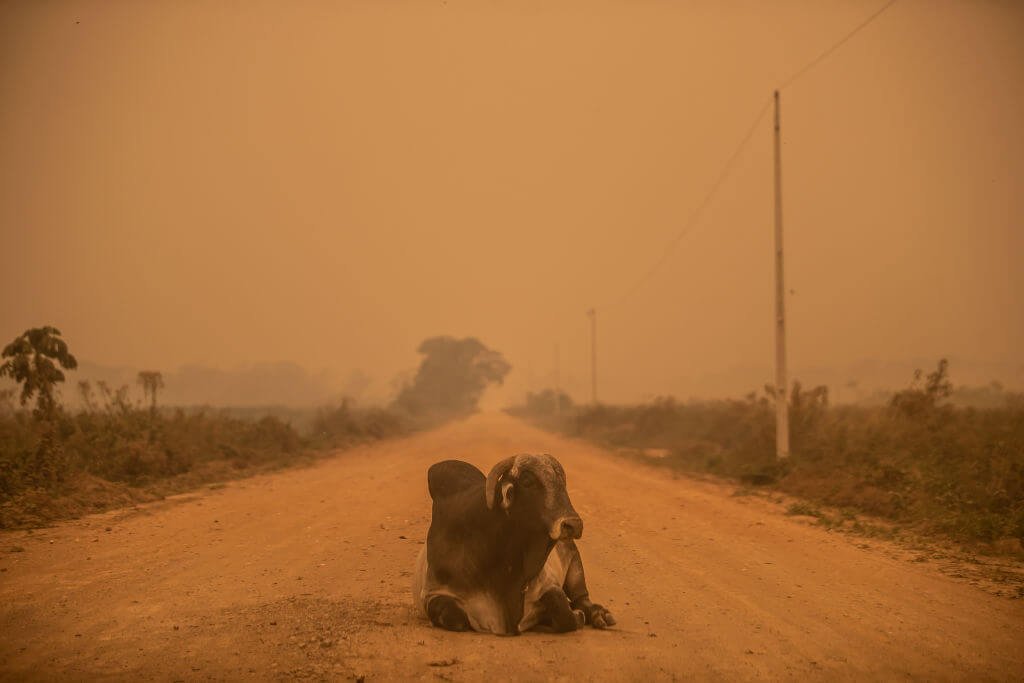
[553,343,562,417]
[773,90,790,459]
[587,309,598,405]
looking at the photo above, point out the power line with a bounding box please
[778,0,899,91]
[544,2,903,402]
[606,96,772,310]
[601,0,900,311]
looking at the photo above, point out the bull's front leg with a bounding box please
[537,588,585,633]
[426,595,471,632]
[562,542,616,629]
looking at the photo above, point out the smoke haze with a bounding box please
[2,0,1022,406]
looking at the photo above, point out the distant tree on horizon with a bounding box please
[137,371,165,415]
[394,336,511,420]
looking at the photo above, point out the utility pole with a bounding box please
[587,308,597,405]
[553,343,562,417]
[773,89,790,459]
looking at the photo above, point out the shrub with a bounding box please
[510,363,1024,546]
[0,383,413,526]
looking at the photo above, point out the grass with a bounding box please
[0,387,415,529]
[509,373,1024,554]
[785,501,824,518]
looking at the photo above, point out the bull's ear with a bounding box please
[485,456,517,509]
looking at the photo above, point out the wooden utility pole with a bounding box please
[587,309,597,405]
[773,90,790,459]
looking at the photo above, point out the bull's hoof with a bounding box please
[540,588,581,633]
[438,609,471,631]
[584,603,616,629]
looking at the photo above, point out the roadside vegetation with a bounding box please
[0,328,509,529]
[508,360,1024,553]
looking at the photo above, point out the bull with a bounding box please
[412,453,615,635]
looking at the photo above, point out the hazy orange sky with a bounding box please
[2,0,1022,405]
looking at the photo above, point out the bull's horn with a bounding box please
[484,456,517,510]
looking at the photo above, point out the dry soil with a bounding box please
[1,413,1022,681]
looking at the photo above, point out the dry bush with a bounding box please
[0,383,412,528]
[310,399,414,447]
[512,361,1024,546]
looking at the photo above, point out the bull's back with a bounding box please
[416,461,490,621]
[418,459,546,635]
[412,539,514,635]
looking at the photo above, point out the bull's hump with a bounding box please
[427,460,485,501]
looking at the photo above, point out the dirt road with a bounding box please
[1,414,1022,681]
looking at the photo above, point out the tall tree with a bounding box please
[0,326,78,419]
[137,371,165,415]
[394,336,511,419]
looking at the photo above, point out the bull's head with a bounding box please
[484,453,583,541]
